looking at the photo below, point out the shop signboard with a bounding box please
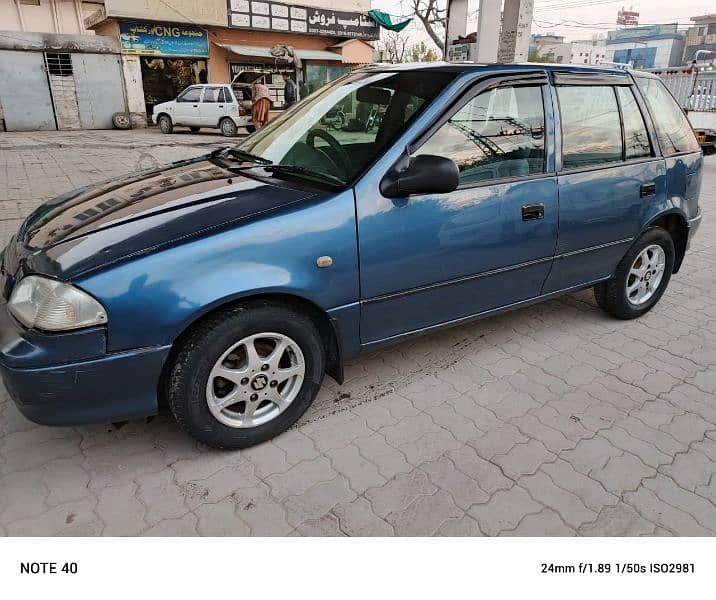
[227,1,379,40]
[119,22,209,57]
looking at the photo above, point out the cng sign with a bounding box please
[119,21,209,57]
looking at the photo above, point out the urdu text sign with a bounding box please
[119,22,209,57]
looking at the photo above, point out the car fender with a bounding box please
[77,190,360,353]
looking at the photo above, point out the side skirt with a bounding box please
[359,276,613,352]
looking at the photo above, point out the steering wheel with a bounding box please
[306,128,352,175]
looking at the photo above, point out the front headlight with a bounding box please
[8,275,107,331]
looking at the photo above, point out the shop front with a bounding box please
[88,0,378,125]
[119,21,210,117]
[210,1,377,113]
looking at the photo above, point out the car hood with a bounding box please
[9,155,320,281]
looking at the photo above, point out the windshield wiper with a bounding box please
[223,147,273,165]
[263,165,346,187]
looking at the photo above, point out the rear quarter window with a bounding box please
[635,77,701,155]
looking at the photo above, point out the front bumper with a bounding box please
[0,302,171,426]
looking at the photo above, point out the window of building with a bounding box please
[616,86,652,159]
[45,53,72,76]
[177,87,202,103]
[708,23,716,35]
[635,77,701,155]
[557,85,622,169]
[418,85,545,183]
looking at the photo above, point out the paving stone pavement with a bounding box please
[0,129,714,536]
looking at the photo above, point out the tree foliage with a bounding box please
[409,41,439,62]
[409,0,446,57]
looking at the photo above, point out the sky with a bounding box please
[371,0,715,48]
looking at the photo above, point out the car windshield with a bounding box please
[231,70,457,186]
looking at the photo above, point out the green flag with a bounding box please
[368,9,412,32]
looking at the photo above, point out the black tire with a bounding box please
[594,228,675,320]
[112,111,132,130]
[246,124,256,134]
[157,114,173,134]
[220,117,238,137]
[189,126,201,133]
[167,301,325,449]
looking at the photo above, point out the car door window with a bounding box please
[616,86,652,160]
[417,85,545,183]
[177,87,202,103]
[558,85,622,170]
[202,86,224,103]
[635,77,701,155]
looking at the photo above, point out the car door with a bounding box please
[173,86,202,125]
[199,85,229,127]
[356,73,559,345]
[543,73,666,293]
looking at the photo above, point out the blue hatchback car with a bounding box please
[0,63,703,448]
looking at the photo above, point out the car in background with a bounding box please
[152,84,250,136]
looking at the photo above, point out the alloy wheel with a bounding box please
[205,332,305,428]
[626,244,666,306]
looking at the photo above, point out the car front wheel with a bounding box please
[594,228,675,319]
[167,301,325,449]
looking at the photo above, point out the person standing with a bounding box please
[282,72,297,109]
[251,78,272,130]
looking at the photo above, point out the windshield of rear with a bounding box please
[232,70,457,185]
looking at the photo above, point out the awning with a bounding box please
[217,43,343,62]
[294,49,342,61]
[217,43,274,58]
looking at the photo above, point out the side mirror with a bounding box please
[380,154,459,198]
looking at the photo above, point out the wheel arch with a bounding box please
[158,292,343,407]
[642,210,689,273]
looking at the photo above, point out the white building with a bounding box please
[0,0,102,34]
[604,24,685,69]
[569,40,607,65]
[529,34,606,65]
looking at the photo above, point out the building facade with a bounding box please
[0,0,103,34]
[604,24,685,69]
[86,0,377,123]
[0,0,127,131]
[683,14,716,64]
[529,34,606,65]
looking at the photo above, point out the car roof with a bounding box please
[361,61,636,78]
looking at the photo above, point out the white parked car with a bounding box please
[152,84,251,137]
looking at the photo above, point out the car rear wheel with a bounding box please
[594,228,675,319]
[220,118,238,137]
[158,114,173,134]
[167,301,325,449]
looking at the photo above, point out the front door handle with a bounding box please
[522,203,545,221]
[640,182,656,197]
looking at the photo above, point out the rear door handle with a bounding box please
[640,182,656,197]
[522,203,545,221]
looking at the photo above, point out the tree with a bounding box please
[409,0,446,57]
[409,41,439,62]
[528,48,557,63]
[381,30,410,63]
